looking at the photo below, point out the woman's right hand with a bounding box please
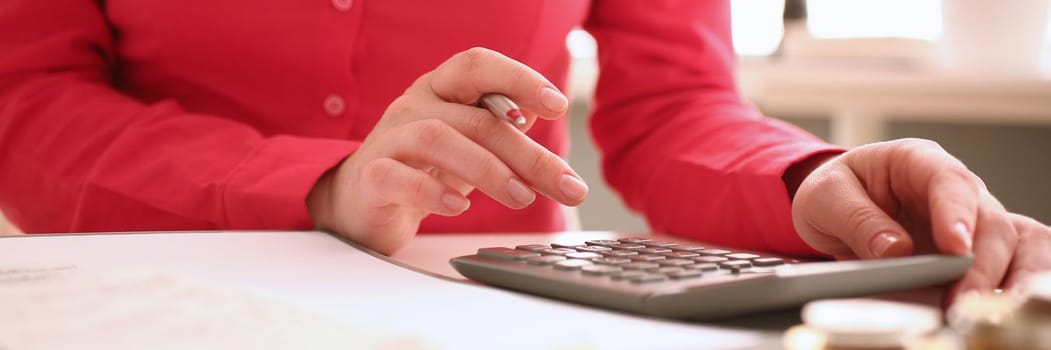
[306,48,589,254]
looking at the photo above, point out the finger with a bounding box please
[792,162,914,259]
[381,119,537,209]
[424,102,586,205]
[886,139,980,255]
[422,47,568,119]
[1000,214,1051,292]
[947,189,1017,303]
[362,158,470,216]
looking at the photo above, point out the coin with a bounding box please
[802,299,940,349]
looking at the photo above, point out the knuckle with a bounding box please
[362,158,395,189]
[474,156,506,184]
[454,47,496,73]
[982,209,1019,246]
[386,95,418,118]
[526,150,562,180]
[892,138,943,163]
[936,165,981,190]
[899,137,943,151]
[463,110,493,137]
[508,65,531,86]
[1011,213,1045,235]
[845,205,888,235]
[408,119,451,150]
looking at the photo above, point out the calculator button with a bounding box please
[581,265,622,276]
[650,267,685,274]
[610,270,648,280]
[515,244,550,253]
[478,247,540,261]
[526,255,567,265]
[592,257,633,265]
[565,252,603,260]
[553,259,594,271]
[641,240,678,248]
[539,248,578,256]
[629,254,666,262]
[726,253,761,260]
[550,243,585,249]
[617,237,652,244]
[661,251,699,259]
[671,245,706,252]
[600,250,638,257]
[685,263,720,272]
[658,259,694,267]
[697,249,731,256]
[720,260,752,271]
[754,257,786,267]
[668,270,703,280]
[629,274,667,284]
[636,247,672,255]
[608,243,646,250]
[585,240,621,247]
[693,256,729,263]
[621,262,661,270]
[574,246,612,253]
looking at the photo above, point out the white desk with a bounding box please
[0,230,955,349]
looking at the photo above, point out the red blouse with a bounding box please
[0,0,838,255]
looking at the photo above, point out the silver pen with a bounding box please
[479,93,527,128]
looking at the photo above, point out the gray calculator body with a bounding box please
[451,242,971,320]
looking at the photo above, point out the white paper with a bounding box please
[0,269,422,350]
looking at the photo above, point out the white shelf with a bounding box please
[738,57,1051,146]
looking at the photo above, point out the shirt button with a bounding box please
[323,94,346,117]
[332,0,352,11]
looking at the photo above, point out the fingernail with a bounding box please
[441,193,469,213]
[559,174,588,202]
[955,221,973,253]
[869,232,900,257]
[507,178,535,207]
[538,87,568,112]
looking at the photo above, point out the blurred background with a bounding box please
[565,0,1051,232]
[2,0,1050,236]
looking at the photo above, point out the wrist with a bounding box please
[783,151,841,200]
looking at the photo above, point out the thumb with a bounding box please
[793,165,914,259]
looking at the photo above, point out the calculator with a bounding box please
[449,237,972,320]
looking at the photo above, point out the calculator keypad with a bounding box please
[478,237,784,286]
[526,255,566,265]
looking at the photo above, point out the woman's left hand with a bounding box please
[791,138,1051,304]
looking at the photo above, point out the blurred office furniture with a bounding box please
[737,58,1051,147]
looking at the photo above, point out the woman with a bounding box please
[0,0,1046,303]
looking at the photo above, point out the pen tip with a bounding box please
[507,109,527,127]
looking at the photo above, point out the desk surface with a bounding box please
[0,231,950,349]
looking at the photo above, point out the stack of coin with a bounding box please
[947,291,1021,350]
[949,272,1051,350]
[1012,272,1051,349]
[785,299,942,350]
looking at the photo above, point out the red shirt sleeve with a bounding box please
[585,0,845,256]
[0,1,356,232]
